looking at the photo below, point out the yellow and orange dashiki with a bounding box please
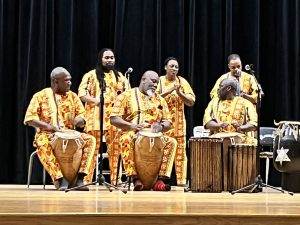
[110,88,177,177]
[78,69,129,184]
[24,88,96,182]
[157,75,195,185]
[203,96,257,144]
[157,75,196,137]
[210,72,258,103]
[78,69,129,132]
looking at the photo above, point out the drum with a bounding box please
[134,129,166,190]
[50,129,85,186]
[273,121,300,192]
[189,138,223,192]
[228,144,258,191]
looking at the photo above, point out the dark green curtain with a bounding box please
[0,0,299,183]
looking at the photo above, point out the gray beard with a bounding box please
[146,89,154,97]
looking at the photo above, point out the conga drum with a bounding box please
[189,138,223,192]
[228,144,258,191]
[50,129,85,187]
[273,121,300,192]
[134,129,166,190]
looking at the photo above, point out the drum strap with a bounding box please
[149,137,155,152]
[62,140,69,153]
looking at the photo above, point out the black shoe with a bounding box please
[58,178,69,191]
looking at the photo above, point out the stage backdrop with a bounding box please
[0,0,299,183]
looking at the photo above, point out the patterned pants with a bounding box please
[84,130,122,185]
[34,132,96,182]
[173,136,187,186]
[120,131,177,178]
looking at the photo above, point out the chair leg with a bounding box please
[128,177,131,191]
[27,150,47,189]
[27,151,37,189]
[43,167,46,189]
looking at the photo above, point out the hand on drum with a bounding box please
[218,122,230,129]
[43,124,60,132]
[151,122,163,133]
[73,117,85,128]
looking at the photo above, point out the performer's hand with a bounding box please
[74,117,85,128]
[131,124,145,131]
[236,124,249,132]
[43,124,59,132]
[174,84,182,94]
[219,122,230,129]
[93,99,100,106]
[151,123,163,133]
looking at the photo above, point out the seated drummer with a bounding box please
[24,67,96,191]
[203,78,257,144]
[110,70,177,191]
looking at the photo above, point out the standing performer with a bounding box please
[210,54,258,104]
[78,48,130,185]
[157,57,195,186]
[24,67,96,191]
[110,70,177,191]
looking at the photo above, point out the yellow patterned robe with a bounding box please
[24,88,96,183]
[78,69,129,184]
[210,72,258,103]
[110,88,177,178]
[203,96,257,144]
[157,75,196,185]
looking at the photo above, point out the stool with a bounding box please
[27,150,46,189]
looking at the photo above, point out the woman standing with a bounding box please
[157,57,196,186]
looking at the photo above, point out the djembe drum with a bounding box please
[189,138,223,192]
[134,129,166,190]
[273,121,300,192]
[50,129,85,187]
[228,144,258,191]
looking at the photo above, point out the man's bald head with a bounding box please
[139,70,159,96]
[50,67,70,81]
[50,67,72,94]
[218,78,238,100]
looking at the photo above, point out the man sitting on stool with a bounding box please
[24,67,96,191]
[110,70,177,191]
[204,77,257,144]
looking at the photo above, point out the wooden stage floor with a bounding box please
[0,185,300,225]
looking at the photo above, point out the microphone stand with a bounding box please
[231,66,292,195]
[65,76,126,193]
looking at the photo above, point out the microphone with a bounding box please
[125,67,133,75]
[245,64,254,71]
[236,69,241,76]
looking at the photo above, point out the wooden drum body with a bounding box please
[189,137,258,192]
[228,144,258,191]
[189,138,223,192]
[134,130,166,190]
[50,130,85,185]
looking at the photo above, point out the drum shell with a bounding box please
[51,131,85,185]
[228,144,257,191]
[189,137,257,192]
[189,138,223,192]
[134,133,165,190]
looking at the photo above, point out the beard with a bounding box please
[102,64,115,72]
